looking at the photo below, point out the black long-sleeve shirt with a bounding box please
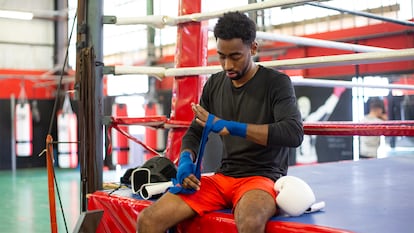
[181,65,303,181]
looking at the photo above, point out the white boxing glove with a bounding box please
[274,176,316,217]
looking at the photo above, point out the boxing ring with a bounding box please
[88,154,414,233]
[67,0,414,232]
[92,120,414,233]
[92,117,414,233]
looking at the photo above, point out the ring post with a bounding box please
[46,134,58,233]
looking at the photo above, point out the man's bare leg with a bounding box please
[234,190,277,233]
[137,192,197,233]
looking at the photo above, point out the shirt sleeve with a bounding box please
[267,73,304,147]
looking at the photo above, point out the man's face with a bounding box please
[216,38,256,81]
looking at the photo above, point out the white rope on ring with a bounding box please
[291,77,414,90]
[112,48,414,83]
[255,31,391,53]
[113,0,314,28]
[164,66,221,77]
[114,0,390,54]
[115,15,169,29]
[256,48,414,69]
[202,24,390,53]
[113,66,166,81]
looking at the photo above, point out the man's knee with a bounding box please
[236,214,265,233]
[137,207,154,233]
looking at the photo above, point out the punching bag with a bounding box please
[15,102,33,157]
[15,85,32,157]
[57,94,78,168]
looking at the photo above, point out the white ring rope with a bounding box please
[204,25,390,53]
[291,77,414,90]
[113,0,314,27]
[113,66,166,81]
[255,31,391,53]
[164,66,221,77]
[113,48,414,82]
[115,0,390,54]
[256,48,414,69]
[115,15,169,29]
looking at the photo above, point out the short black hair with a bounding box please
[213,11,256,45]
[369,97,385,111]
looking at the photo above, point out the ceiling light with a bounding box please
[0,10,33,20]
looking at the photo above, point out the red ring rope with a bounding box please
[304,120,414,136]
[107,117,414,154]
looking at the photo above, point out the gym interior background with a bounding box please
[0,0,413,232]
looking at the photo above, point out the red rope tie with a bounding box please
[107,116,162,157]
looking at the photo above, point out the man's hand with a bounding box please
[191,103,230,136]
[169,150,201,194]
[182,174,201,191]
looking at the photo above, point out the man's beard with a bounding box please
[227,65,249,81]
[228,71,243,80]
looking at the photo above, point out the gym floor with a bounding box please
[0,146,412,233]
[0,168,120,233]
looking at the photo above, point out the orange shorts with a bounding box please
[178,173,277,216]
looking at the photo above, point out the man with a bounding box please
[137,11,303,233]
[360,97,387,158]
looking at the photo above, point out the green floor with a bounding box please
[0,168,120,233]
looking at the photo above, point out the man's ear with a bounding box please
[250,41,258,56]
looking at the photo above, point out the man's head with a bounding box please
[368,97,385,115]
[214,11,256,45]
[213,12,258,81]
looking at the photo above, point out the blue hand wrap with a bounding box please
[211,119,247,138]
[169,151,196,194]
[169,115,215,194]
[168,114,246,195]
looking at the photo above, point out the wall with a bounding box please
[0,0,55,70]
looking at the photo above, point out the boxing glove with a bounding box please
[274,176,316,217]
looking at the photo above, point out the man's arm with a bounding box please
[192,103,268,146]
[192,102,303,147]
[245,124,268,146]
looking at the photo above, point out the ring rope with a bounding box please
[107,116,163,157]
[255,31,391,53]
[109,48,414,80]
[305,121,414,136]
[107,116,414,155]
[207,25,390,53]
[108,116,414,136]
[290,77,414,90]
[112,0,313,28]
